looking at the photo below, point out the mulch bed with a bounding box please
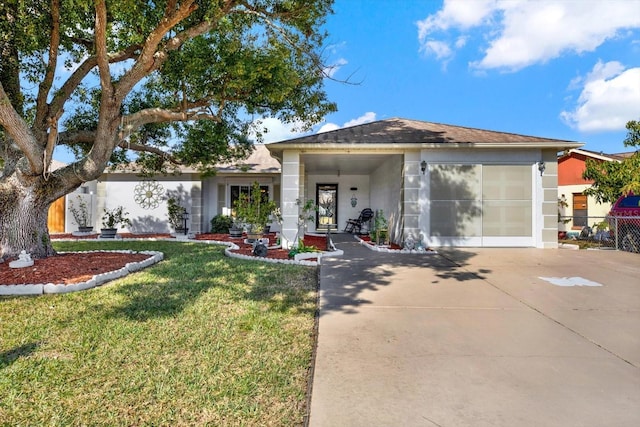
[0,252,151,286]
[52,232,329,262]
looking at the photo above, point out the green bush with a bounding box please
[210,214,234,233]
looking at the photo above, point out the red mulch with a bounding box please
[0,252,151,286]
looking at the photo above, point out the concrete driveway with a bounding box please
[310,239,640,426]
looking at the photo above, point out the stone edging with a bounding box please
[50,236,344,266]
[0,250,164,296]
[196,239,344,267]
[353,235,437,254]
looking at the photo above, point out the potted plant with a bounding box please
[167,198,188,235]
[228,218,244,238]
[69,195,93,233]
[233,182,276,240]
[371,209,388,246]
[100,206,130,238]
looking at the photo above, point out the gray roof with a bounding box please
[269,117,580,146]
[104,144,280,175]
[215,144,280,174]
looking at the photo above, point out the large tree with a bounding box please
[583,120,640,204]
[0,0,336,260]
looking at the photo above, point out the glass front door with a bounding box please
[316,184,338,231]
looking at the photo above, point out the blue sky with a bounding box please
[262,0,640,154]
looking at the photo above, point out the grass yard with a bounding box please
[0,240,318,426]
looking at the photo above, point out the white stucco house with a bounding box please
[266,118,581,249]
[56,118,582,249]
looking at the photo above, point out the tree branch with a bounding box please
[34,0,60,144]
[123,105,218,134]
[114,0,199,102]
[49,45,140,119]
[0,83,42,173]
[116,140,179,163]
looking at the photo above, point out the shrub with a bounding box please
[210,214,234,233]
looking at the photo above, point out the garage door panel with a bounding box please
[428,164,534,246]
[431,200,481,237]
[483,165,532,199]
[430,164,481,201]
[482,200,532,236]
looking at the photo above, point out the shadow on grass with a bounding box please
[53,240,318,321]
[0,342,41,369]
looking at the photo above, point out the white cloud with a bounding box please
[317,123,340,133]
[317,112,377,133]
[343,112,376,127]
[417,0,640,72]
[251,117,308,143]
[560,61,640,132]
[422,40,452,60]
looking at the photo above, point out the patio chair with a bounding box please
[344,208,374,234]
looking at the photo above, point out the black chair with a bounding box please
[344,208,374,234]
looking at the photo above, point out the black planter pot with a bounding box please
[100,228,117,238]
[229,228,243,238]
[78,226,94,233]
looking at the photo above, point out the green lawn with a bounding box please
[0,241,318,426]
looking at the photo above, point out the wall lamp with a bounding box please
[350,187,358,207]
[420,160,427,175]
[538,161,546,176]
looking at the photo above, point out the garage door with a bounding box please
[429,164,533,246]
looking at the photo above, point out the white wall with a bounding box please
[100,175,200,233]
[370,156,403,240]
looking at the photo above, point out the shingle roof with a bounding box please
[270,117,580,146]
[215,144,280,174]
[103,144,279,175]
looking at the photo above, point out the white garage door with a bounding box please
[429,164,533,246]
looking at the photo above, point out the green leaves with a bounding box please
[583,119,640,203]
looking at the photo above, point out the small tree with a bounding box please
[68,195,92,229]
[233,182,276,233]
[167,198,187,231]
[583,120,640,203]
[101,206,131,229]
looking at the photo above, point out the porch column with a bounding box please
[539,149,559,248]
[403,151,421,242]
[281,150,301,249]
[189,179,202,234]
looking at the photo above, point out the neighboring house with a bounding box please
[54,117,582,249]
[266,118,581,249]
[557,148,630,232]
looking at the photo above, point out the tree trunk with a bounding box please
[0,179,56,261]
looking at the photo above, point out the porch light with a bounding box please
[420,160,427,175]
[538,161,546,176]
[350,187,358,207]
[181,210,189,234]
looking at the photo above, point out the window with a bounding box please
[230,184,270,216]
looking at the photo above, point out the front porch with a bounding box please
[275,150,417,249]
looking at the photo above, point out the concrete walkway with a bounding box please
[309,235,640,426]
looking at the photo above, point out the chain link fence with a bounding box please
[559,215,640,252]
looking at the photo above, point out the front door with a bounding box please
[573,193,588,228]
[316,184,338,231]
